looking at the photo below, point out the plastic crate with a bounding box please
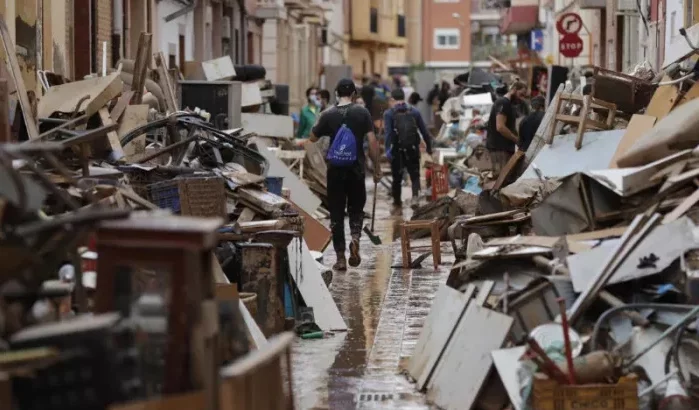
[148,175,226,218]
[532,375,639,410]
[431,164,449,201]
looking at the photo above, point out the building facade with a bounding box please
[344,0,407,76]
[421,0,473,69]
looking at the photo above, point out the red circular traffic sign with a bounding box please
[556,13,583,35]
[559,34,583,58]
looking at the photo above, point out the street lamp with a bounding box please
[452,12,465,27]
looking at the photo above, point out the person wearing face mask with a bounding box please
[319,89,331,111]
[486,81,527,178]
[297,87,320,139]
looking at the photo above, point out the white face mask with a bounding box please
[310,95,320,106]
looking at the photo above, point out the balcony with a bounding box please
[470,0,502,21]
[471,43,518,62]
[255,0,287,19]
[499,0,539,35]
[349,0,406,47]
[300,4,326,25]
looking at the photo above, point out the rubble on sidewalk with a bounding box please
[404,55,699,410]
[0,26,337,409]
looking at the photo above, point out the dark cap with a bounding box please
[391,88,405,100]
[408,92,423,103]
[335,78,357,95]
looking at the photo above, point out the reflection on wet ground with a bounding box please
[292,182,453,409]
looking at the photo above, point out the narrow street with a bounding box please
[292,180,454,410]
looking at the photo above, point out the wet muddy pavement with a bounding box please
[291,180,454,409]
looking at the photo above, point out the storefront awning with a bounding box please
[500,6,539,35]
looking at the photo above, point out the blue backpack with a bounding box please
[326,108,358,167]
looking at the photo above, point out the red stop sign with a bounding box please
[559,34,583,58]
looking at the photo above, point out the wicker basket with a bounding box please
[148,175,226,218]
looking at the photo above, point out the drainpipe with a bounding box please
[165,0,198,23]
[238,0,247,64]
[113,0,124,64]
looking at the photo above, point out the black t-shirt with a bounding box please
[312,103,373,168]
[486,97,517,153]
[360,85,375,116]
[518,111,544,152]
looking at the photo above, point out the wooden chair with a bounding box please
[400,219,442,270]
[430,164,449,201]
[546,93,617,150]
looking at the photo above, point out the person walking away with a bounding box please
[297,87,320,140]
[308,79,381,271]
[360,77,375,118]
[518,95,545,153]
[400,75,415,98]
[319,89,331,112]
[384,88,433,209]
[486,81,527,177]
[408,92,422,109]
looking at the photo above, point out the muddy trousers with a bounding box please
[327,166,367,253]
[390,149,420,205]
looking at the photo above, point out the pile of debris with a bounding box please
[405,56,699,410]
[0,28,339,409]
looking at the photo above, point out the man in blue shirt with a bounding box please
[384,88,433,208]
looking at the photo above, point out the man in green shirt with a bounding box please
[296,87,320,139]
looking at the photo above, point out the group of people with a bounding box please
[294,75,546,272]
[298,77,433,271]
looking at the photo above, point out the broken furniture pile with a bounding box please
[405,54,699,410]
[0,26,341,410]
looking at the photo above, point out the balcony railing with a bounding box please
[471,43,518,61]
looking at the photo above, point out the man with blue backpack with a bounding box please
[384,88,433,209]
[307,78,381,271]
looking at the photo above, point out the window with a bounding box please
[397,14,406,37]
[370,8,378,33]
[434,28,460,49]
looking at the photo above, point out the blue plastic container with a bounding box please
[265,176,284,195]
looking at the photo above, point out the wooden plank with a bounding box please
[0,80,9,142]
[645,77,681,121]
[287,239,346,331]
[475,281,495,306]
[289,199,331,252]
[609,114,657,168]
[566,226,628,241]
[110,90,135,123]
[236,208,256,223]
[491,347,527,410]
[37,72,123,118]
[255,139,321,215]
[153,52,178,113]
[0,16,39,140]
[408,284,472,387]
[117,105,150,158]
[427,304,513,410]
[663,187,699,223]
[97,108,125,160]
[492,150,524,190]
[131,32,153,105]
[242,113,294,139]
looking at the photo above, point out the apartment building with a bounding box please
[344,0,407,76]
[421,0,472,69]
[257,0,327,111]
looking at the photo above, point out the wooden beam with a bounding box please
[98,108,125,160]
[0,79,10,142]
[0,16,40,140]
[154,52,178,112]
[131,32,153,105]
